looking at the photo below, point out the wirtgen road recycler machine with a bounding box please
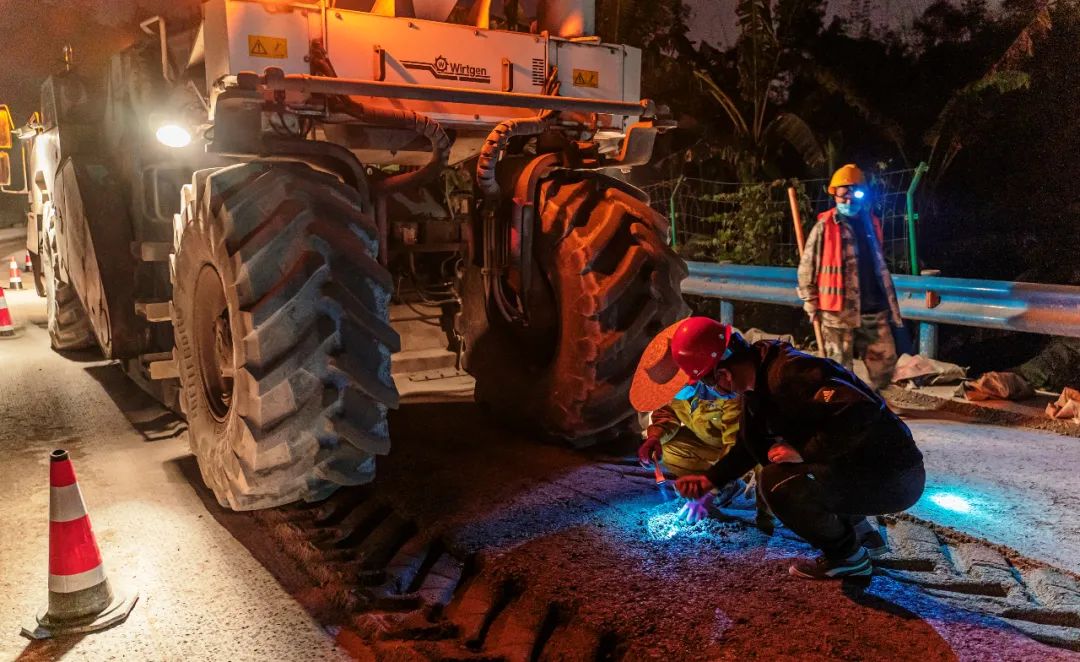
[1,0,686,509]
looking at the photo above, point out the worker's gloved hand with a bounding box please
[767,441,803,464]
[674,474,714,499]
[638,436,662,467]
[677,493,713,523]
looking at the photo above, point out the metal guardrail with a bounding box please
[683,262,1080,356]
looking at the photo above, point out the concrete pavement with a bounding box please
[0,287,348,661]
[911,418,1080,574]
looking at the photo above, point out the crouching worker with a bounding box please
[672,328,925,579]
[630,317,763,525]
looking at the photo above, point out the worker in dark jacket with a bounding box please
[673,332,925,579]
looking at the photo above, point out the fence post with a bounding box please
[719,300,735,327]
[668,175,684,248]
[906,162,929,275]
[917,268,940,358]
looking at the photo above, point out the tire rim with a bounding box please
[193,265,234,422]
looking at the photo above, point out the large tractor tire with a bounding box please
[461,170,688,441]
[171,162,399,510]
[41,204,96,351]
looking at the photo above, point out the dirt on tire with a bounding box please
[42,204,95,352]
[462,171,688,441]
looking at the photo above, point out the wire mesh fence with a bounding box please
[641,168,921,273]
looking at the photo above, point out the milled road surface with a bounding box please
[2,282,1080,659]
[0,287,348,661]
[909,419,1080,575]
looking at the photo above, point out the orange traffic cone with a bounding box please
[23,250,31,272]
[0,287,14,338]
[21,450,137,639]
[8,257,23,289]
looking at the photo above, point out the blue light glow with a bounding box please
[853,189,866,199]
[643,505,733,541]
[928,492,973,513]
[646,512,683,540]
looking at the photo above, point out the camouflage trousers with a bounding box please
[821,311,898,390]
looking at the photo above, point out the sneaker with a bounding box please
[789,548,872,579]
[860,529,888,559]
[854,518,888,559]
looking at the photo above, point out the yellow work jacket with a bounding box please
[648,395,741,450]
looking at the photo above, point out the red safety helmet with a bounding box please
[670,317,732,383]
[630,317,734,411]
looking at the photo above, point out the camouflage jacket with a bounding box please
[796,208,902,329]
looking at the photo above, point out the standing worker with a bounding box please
[672,331,924,579]
[630,318,764,525]
[797,164,902,389]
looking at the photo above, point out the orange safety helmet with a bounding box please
[827,164,865,196]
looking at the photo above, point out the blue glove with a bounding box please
[676,493,713,523]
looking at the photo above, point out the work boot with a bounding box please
[789,548,872,580]
[854,517,888,559]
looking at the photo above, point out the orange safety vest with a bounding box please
[816,208,884,313]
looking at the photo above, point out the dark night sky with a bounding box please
[686,0,977,48]
[0,1,199,120]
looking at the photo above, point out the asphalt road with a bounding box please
[0,227,26,266]
[0,287,348,661]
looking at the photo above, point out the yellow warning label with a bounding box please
[248,35,288,59]
[572,68,599,88]
[0,104,12,149]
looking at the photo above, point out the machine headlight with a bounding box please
[155,123,192,148]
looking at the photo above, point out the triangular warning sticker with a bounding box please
[249,35,288,59]
[571,69,598,88]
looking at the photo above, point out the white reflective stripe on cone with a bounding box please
[49,564,107,593]
[49,483,88,523]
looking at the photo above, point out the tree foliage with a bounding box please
[609,0,1075,282]
[690,0,826,181]
[681,180,798,266]
[923,1,1051,185]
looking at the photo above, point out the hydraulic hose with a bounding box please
[309,44,450,193]
[331,96,451,192]
[476,118,548,201]
[475,118,549,324]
